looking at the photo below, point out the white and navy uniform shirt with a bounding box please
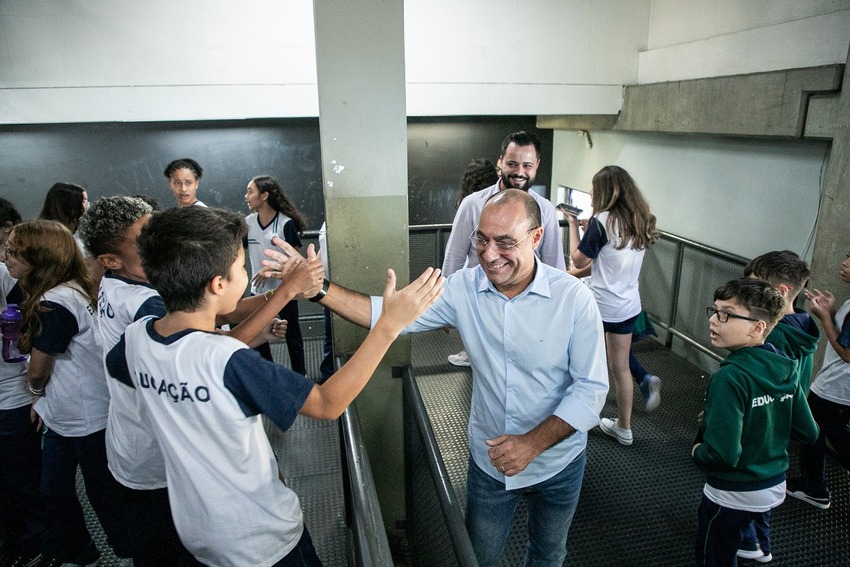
[106,318,315,567]
[246,212,302,295]
[0,263,28,411]
[32,283,109,437]
[577,211,645,323]
[811,298,850,406]
[97,273,167,489]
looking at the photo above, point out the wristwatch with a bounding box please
[309,278,330,303]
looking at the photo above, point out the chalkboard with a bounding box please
[407,116,553,225]
[0,117,552,228]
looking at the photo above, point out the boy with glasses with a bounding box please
[693,278,819,566]
[737,250,820,562]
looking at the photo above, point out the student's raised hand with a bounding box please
[283,257,325,300]
[376,267,444,336]
[805,288,836,320]
[260,238,309,282]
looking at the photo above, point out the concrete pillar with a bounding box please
[313,0,409,530]
[804,51,850,310]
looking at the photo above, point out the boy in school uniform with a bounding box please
[105,206,443,567]
[737,250,821,562]
[693,278,819,567]
[79,196,297,566]
[787,246,850,510]
[744,250,821,392]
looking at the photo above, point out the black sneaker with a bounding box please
[33,557,62,567]
[786,478,831,509]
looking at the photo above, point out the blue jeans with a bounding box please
[41,427,132,562]
[695,495,770,566]
[465,450,586,567]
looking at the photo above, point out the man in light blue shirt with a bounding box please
[316,189,608,566]
[443,131,566,368]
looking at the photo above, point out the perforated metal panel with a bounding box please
[639,237,678,323]
[410,231,441,281]
[675,247,746,357]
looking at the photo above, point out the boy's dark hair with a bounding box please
[138,207,246,312]
[500,131,541,159]
[0,197,22,227]
[743,250,810,298]
[714,278,784,329]
[163,158,203,180]
[78,196,152,258]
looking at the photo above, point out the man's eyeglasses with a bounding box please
[469,228,535,252]
[706,307,759,323]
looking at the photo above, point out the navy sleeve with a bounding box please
[281,219,302,249]
[105,334,135,388]
[6,282,23,306]
[133,296,167,320]
[838,310,850,349]
[223,348,315,431]
[31,301,79,355]
[577,216,608,259]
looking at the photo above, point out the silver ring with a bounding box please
[499,466,505,473]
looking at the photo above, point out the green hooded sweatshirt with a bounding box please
[767,310,821,394]
[693,344,819,491]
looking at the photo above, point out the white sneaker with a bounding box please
[599,418,633,445]
[737,546,765,560]
[447,350,471,367]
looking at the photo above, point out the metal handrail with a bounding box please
[402,364,479,566]
[341,403,394,566]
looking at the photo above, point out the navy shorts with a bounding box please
[602,314,638,335]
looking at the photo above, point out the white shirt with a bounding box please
[0,263,28,410]
[810,298,850,406]
[107,318,315,567]
[578,211,645,322]
[33,283,109,437]
[97,273,167,489]
[442,182,566,275]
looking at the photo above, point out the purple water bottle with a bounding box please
[1,304,27,363]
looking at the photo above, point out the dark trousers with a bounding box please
[120,484,193,567]
[41,427,132,563]
[256,300,307,376]
[800,392,850,493]
[0,405,52,557]
[695,495,770,567]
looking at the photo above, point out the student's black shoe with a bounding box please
[786,477,831,509]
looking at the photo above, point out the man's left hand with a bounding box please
[486,434,541,477]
